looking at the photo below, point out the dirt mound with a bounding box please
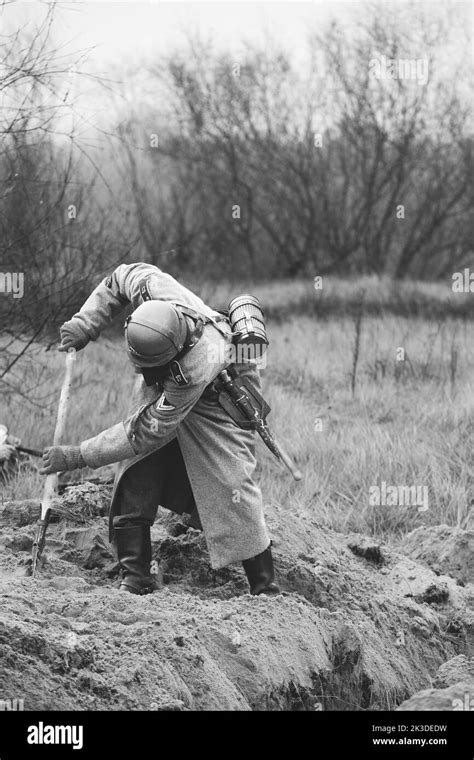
[400,525,473,586]
[0,486,472,711]
[397,654,474,710]
[433,655,474,688]
[397,682,474,711]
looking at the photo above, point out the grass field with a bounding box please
[1,278,473,548]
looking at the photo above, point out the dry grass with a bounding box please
[259,312,474,539]
[198,275,473,321]
[1,279,473,545]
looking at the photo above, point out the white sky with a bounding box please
[3,1,469,71]
[0,0,356,131]
[4,1,350,70]
[1,0,470,137]
[3,1,470,72]
[58,1,336,62]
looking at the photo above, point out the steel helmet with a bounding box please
[125,301,188,367]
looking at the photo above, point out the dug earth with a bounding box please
[0,483,472,711]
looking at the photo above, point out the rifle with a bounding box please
[17,445,43,458]
[31,348,76,577]
[215,368,302,481]
[0,424,42,458]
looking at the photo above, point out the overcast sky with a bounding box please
[64,1,338,60]
[4,1,469,73]
[3,1,470,74]
[0,1,355,134]
[6,1,348,63]
[1,0,470,138]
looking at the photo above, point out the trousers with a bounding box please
[112,438,197,529]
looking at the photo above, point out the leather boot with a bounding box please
[242,544,280,596]
[114,525,159,595]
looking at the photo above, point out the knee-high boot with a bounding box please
[114,525,158,595]
[242,544,280,596]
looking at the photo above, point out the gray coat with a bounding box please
[72,263,270,569]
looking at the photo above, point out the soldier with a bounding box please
[40,263,280,597]
[0,427,25,485]
[0,442,17,483]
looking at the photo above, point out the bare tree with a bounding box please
[0,3,135,405]
[116,5,472,280]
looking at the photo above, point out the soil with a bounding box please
[0,483,472,711]
[401,524,473,586]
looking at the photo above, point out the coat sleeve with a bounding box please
[69,263,162,341]
[79,343,216,469]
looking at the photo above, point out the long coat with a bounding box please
[71,263,270,569]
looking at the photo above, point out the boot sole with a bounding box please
[119,582,156,596]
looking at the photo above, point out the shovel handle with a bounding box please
[40,348,76,517]
[53,348,76,446]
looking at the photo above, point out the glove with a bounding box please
[40,445,86,475]
[59,320,90,352]
[0,444,16,463]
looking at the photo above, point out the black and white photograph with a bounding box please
[0,0,472,748]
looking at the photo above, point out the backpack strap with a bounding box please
[139,303,229,387]
[174,304,230,339]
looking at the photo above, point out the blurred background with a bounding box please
[0,0,472,540]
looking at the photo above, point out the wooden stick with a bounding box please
[39,348,77,520]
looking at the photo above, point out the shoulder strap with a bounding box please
[174,303,230,338]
